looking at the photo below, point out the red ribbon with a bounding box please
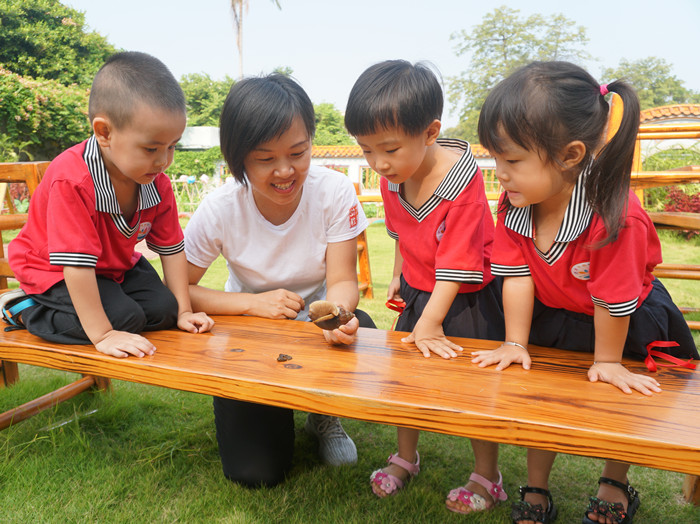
[644,341,697,372]
[385,299,405,331]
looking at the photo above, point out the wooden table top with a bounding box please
[1,315,698,475]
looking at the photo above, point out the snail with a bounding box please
[308,300,355,330]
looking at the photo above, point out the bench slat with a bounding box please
[0,315,698,476]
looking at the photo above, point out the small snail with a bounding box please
[308,300,355,330]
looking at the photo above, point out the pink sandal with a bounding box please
[446,471,508,513]
[369,452,420,497]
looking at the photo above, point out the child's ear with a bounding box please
[92,116,113,147]
[425,119,441,145]
[560,140,586,169]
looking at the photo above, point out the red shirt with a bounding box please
[491,175,661,316]
[382,139,495,293]
[9,136,184,294]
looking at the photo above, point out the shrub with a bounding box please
[0,67,90,160]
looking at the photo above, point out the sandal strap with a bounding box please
[468,471,508,501]
[386,451,420,476]
[519,485,553,502]
[598,477,638,503]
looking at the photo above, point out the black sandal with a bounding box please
[582,477,640,524]
[511,485,558,524]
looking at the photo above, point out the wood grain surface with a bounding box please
[0,315,698,475]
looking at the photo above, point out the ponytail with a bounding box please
[586,81,640,245]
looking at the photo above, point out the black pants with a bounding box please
[22,257,178,344]
[213,309,376,488]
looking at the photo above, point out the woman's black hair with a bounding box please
[219,73,315,184]
[478,61,640,245]
[345,59,443,137]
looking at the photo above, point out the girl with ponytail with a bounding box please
[472,61,697,524]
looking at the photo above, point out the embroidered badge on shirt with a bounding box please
[137,222,152,240]
[571,262,590,280]
[349,203,358,228]
[435,220,446,242]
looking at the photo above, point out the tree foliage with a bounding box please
[602,57,700,110]
[447,6,590,141]
[0,0,116,87]
[180,73,235,127]
[313,103,353,146]
[0,67,91,160]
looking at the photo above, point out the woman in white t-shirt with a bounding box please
[185,73,374,487]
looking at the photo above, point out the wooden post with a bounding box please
[0,360,19,388]
[683,474,700,505]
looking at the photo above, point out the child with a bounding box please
[471,61,699,524]
[184,73,375,487]
[2,51,214,357]
[345,60,506,515]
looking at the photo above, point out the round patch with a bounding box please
[435,220,446,242]
[571,262,590,280]
[137,221,152,240]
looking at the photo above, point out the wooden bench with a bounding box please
[0,315,698,504]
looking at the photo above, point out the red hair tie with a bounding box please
[599,84,609,96]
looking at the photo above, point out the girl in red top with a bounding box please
[473,61,697,524]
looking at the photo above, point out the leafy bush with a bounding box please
[167,147,225,177]
[0,67,90,160]
[642,146,700,211]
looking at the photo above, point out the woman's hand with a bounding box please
[588,362,662,395]
[323,315,359,345]
[248,289,305,319]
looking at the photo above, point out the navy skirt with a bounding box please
[529,278,698,360]
[395,275,505,340]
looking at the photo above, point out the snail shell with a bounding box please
[308,300,355,330]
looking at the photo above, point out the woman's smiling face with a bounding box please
[243,115,312,220]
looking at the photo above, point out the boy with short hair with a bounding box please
[3,51,213,358]
[345,60,506,515]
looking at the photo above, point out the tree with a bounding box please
[0,67,91,160]
[446,6,590,141]
[602,57,700,110]
[313,103,353,146]
[0,0,116,87]
[180,73,235,127]
[230,0,281,79]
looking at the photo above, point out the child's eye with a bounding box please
[386,148,398,154]
[145,147,157,153]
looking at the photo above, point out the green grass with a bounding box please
[1,222,699,523]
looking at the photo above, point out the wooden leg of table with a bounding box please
[87,375,111,392]
[0,360,19,388]
[683,475,700,505]
[0,375,96,431]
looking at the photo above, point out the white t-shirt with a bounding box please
[185,165,368,320]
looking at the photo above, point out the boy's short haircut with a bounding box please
[88,51,186,128]
[345,60,443,137]
[219,73,316,185]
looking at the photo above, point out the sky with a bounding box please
[64,0,700,129]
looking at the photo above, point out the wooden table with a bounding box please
[1,315,698,480]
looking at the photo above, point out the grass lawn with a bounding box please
[0,222,698,523]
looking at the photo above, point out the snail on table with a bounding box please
[308,300,355,330]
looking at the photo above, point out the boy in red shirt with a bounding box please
[2,51,213,357]
[345,59,506,516]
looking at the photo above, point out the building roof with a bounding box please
[640,104,700,123]
[311,143,491,159]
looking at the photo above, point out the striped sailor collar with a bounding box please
[504,169,594,242]
[83,135,162,214]
[386,138,478,201]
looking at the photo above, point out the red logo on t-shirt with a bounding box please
[137,222,152,240]
[349,204,358,228]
